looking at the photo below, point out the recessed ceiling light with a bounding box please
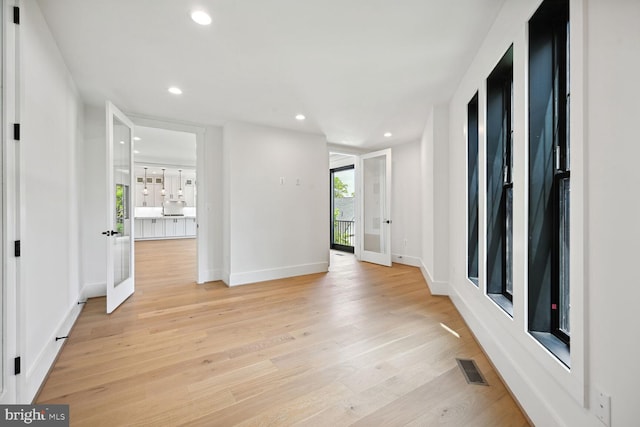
[168,86,183,95]
[133,137,141,141]
[119,140,125,144]
[191,10,212,26]
[295,114,306,121]
[134,150,140,154]
[384,132,392,138]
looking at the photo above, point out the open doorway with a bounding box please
[133,125,198,282]
[330,154,356,254]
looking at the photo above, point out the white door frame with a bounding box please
[2,0,19,403]
[127,114,208,284]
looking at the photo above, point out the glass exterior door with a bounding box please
[106,102,135,313]
[331,166,355,253]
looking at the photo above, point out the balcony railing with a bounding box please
[333,220,355,247]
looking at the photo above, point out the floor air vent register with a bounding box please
[456,358,489,386]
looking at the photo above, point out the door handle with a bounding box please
[385,220,392,224]
[101,230,119,236]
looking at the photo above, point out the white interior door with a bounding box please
[1,1,18,403]
[358,148,392,266]
[105,102,135,313]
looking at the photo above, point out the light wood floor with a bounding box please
[36,239,529,426]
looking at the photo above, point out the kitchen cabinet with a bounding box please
[135,218,149,238]
[164,218,186,237]
[135,175,174,207]
[138,218,164,239]
[161,176,179,201]
[183,181,196,207]
[134,219,143,239]
[163,173,196,205]
[153,181,165,206]
[135,183,150,207]
[182,173,196,207]
[135,175,157,207]
[134,168,196,207]
[185,218,197,236]
[134,217,196,240]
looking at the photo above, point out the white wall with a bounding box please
[20,0,84,402]
[199,125,224,281]
[223,122,329,286]
[420,105,450,294]
[584,1,640,425]
[390,141,422,266]
[420,111,435,276]
[437,0,640,425]
[222,122,231,283]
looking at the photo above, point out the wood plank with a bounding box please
[35,241,529,426]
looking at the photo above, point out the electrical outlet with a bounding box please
[595,390,611,426]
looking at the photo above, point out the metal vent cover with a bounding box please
[456,358,489,386]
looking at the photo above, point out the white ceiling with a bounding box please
[37,0,505,148]
[134,126,197,168]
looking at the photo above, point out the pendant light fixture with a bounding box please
[161,168,166,196]
[143,167,149,196]
[178,169,183,197]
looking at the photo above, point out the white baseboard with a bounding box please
[429,280,449,295]
[24,301,84,403]
[228,262,329,287]
[391,254,422,267]
[419,260,449,296]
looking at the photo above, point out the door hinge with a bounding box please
[14,240,21,257]
[12,6,19,25]
[14,357,21,375]
[13,123,20,141]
